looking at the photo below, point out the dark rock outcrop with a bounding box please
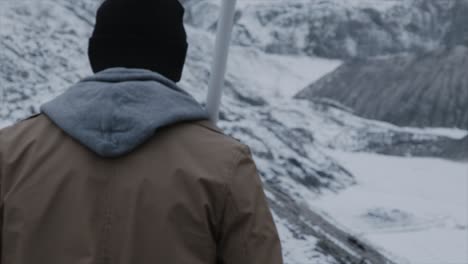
[443,136,468,161]
[296,46,468,129]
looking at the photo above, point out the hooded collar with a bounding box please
[41,68,209,158]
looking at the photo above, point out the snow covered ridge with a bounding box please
[296,46,468,130]
[183,0,467,59]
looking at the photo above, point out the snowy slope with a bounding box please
[0,0,95,121]
[311,151,468,263]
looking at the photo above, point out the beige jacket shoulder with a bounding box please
[0,114,282,264]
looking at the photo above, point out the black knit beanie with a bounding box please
[88,0,188,82]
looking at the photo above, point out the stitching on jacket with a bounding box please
[97,164,115,264]
[225,145,251,263]
[0,130,3,263]
[216,175,230,244]
[193,121,224,135]
[0,130,3,201]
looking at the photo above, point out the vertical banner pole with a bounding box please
[206,0,238,124]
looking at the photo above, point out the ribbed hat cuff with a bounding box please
[88,36,188,82]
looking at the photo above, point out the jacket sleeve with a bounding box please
[0,129,4,263]
[217,146,283,264]
[0,129,3,199]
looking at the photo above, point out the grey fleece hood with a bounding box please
[41,68,209,158]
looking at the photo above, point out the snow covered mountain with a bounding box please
[183,0,468,58]
[1,0,466,263]
[296,46,468,129]
[184,0,468,130]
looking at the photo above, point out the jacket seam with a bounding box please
[0,130,4,202]
[0,130,5,263]
[225,145,251,262]
[96,162,115,264]
[193,121,223,135]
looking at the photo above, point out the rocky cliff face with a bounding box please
[443,135,468,160]
[296,46,468,129]
[183,0,468,59]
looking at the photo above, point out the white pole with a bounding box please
[206,0,238,124]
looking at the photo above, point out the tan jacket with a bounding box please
[0,115,282,264]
